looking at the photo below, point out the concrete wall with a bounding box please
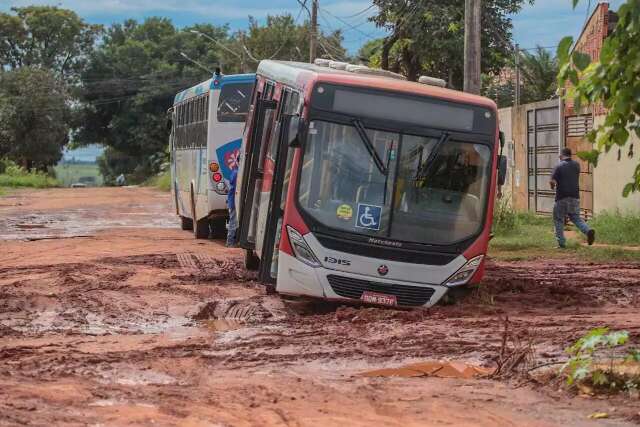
[498,107,513,201]
[592,115,640,214]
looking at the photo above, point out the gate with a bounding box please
[527,103,559,214]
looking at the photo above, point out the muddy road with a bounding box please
[1,187,639,426]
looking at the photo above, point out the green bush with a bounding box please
[0,159,59,188]
[493,197,519,234]
[147,170,171,192]
[590,211,640,246]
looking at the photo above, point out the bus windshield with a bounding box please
[297,120,493,246]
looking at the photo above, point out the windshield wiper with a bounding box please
[352,118,387,175]
[417,131,450,180]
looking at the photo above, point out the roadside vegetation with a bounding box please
[147,171,171,192]
[0,160,59,191]
[563,328,639,398]
[490,198,640,261]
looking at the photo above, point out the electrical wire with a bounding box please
[336,4,375,19]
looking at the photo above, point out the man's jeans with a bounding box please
[226,208,238,246]
[553,197,590,246]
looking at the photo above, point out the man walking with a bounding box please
[226,165,239,247]
[550,147,595,248]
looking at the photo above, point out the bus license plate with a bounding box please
[361,291,397,306]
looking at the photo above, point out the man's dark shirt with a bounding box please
[551,158,580,201]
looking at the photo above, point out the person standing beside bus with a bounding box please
[226,165,239,247]
[550,147,595,248]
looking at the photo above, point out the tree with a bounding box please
[557,0,640,196]
[481,45,558,107]
[77,15,348,183]
[520,46,558,103]
[76,18,231,183]
[0,6,101,81]
[239,14,347,65]
[369,0,532,85]
[0,67,71,170]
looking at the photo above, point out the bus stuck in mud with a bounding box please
[237,60,506,308]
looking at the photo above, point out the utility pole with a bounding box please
[309,0,318,63]
[514,43,521,106]
[463,0,481,94]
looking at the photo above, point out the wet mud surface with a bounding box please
[1,188,640,426]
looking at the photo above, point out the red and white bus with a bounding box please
[237,60,506,308]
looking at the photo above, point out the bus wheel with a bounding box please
[180,216,193,231]
[209,218,227,239]
[244,250,260,271]
[194,218,209,239]
[441,286,473,305]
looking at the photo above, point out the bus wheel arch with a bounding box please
[190,182,209,239]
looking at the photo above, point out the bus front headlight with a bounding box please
[443,255,483,287]
[286,226,321,268]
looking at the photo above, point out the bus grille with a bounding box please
[326,275,435,307]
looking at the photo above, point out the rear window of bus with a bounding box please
[217,83,253,122]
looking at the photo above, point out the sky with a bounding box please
[0,0,627,54]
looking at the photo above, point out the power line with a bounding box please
[336,4,375,19]
[319,6,378,40]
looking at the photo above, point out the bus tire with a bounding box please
[442,286,473,305]
[209,218,227,239]
[244,250,260,271]
[194,218,209,239]
[180,216,193,231]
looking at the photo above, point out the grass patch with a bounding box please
[146,171,171,191]
[589,211,640,246]
[490,207,640,262]
[0,160,60,189]
[0,169,59,188]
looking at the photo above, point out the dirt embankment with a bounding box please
[1,187,639,426]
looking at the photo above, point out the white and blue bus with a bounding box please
[169,73,255,238]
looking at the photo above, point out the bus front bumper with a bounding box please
[276,252,449,308]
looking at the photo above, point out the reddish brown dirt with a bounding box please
[1,187,640,426]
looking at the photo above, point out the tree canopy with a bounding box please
[482,45,559,107]
[0,67,71,170]
[75,14,347,183]
[0,6,101,80]
[367,0,532,86]
[558,0,640,196]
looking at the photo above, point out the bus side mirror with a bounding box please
[498,155,507,187]
[499,131,505,150]
[166,118,172,133]
[287,115,304,148]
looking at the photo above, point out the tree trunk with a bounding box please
[402,46,419,82]
[381,32,399,71]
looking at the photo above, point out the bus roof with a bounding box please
[173,73,255,104]
[256,61,496,110]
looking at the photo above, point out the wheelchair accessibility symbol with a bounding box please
[356,204,382,231]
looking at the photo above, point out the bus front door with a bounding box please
[254,114,297,284]
[238,104,296,283]
[238,99,277,252]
